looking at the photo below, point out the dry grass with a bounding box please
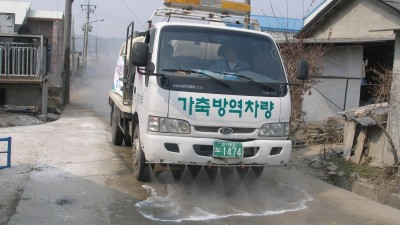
[373,172,400,198]
[330,156,380,179]
[330,155,399,198]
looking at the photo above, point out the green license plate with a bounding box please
[213,141,243,158]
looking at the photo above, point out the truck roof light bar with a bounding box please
[164,0,251,16]
[151,7,260,30]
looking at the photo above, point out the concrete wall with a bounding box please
[27,19,63,86]
[310,0,400,40]
[0,84,41,107]
[368,126,400,168]
[303,45,362,122]
[0,13,15,33]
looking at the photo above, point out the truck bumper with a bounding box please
[142,133,292,166]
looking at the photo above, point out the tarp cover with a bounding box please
[303,46,363,122]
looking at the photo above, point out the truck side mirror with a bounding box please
[131,42,149,67]
[296,59,309,80]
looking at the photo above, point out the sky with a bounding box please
[10,0,323,38]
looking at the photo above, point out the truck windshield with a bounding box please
[157,25,287,97]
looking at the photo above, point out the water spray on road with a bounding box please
[135,166,313,222]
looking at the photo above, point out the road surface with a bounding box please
[0,83,400,225]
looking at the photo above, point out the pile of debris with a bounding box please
[292,117,344,148]
[0,111,43,127]
[0,102,62,127]
[339,103,391,167]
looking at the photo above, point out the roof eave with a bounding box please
[301,36,395,44]
[295,0,343,38]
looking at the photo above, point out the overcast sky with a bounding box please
[11,0,323,38]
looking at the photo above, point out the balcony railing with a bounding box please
[0,34,44,80]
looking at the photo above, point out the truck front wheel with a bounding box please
[132,123,150,181]
[111,105,123,146]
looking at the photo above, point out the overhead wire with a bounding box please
[120,0,146,30]
[96,11,127,24]
[96,9,130,23]
[74,0,85,36]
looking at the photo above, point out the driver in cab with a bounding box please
[210,43,251,73]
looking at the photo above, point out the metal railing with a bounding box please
[0,34,44,80]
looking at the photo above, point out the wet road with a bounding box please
[2,47,400,224]
[1,85,400,225]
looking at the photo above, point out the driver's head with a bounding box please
[223,44,238,63]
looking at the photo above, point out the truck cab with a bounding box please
[109,0,308,181]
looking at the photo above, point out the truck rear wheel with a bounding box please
[124,135,132,146]
[111,105,123,146]
[132,123,150,181]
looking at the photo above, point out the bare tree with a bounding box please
[278,39,328,123]
[368,67,399,174]
[263,1,329,124]
[368,66,392,103]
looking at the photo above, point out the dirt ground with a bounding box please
[0,113,40,224]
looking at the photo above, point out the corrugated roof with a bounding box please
[252,15,303,32]
[0,1,31,25]
[304,0,334,26]
[226,14,304,33]
[384,0,400,11]
[27,10,63,20]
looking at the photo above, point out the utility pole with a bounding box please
[71,17,75,53]
[95,34,99,63]
[244,0,251,29]
[81,0,96,65]
[389,31,400,164]
[63,0,73,104]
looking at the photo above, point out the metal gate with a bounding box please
[0,137,11,169]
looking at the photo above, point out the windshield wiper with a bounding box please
[211,71,275,92]
[163,69,230,88]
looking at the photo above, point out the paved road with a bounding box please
[1,93,400,225]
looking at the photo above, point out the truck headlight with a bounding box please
[147,116,190,134]
[259,123,289,137]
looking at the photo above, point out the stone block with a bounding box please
[47,113,60,121]
[327,165,338,171]
[387,193,400,210]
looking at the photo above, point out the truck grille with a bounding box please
[194,126,255,134]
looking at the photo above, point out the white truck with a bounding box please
[108,0,309,181]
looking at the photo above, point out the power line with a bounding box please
[120,0,146,30]
[96,15,126,24]
[96,9,130,23]
[72,0,85,40]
